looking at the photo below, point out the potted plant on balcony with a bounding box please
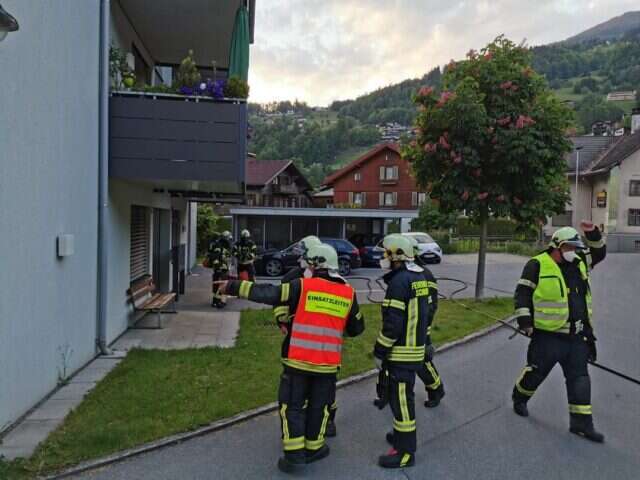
[224,76,250,99]
[175,50,201,96]
[109,45,135,90]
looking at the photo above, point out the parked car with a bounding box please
[256,237,361,277]
[402,232,443,264]
[349,233,384,267]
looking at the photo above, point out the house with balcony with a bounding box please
[321,143,427,210]
[544,109,640,252]
[246,157,313,208]
[0,0,255,434]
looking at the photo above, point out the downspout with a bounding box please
[97,0,111,355]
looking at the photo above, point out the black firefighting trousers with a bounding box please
[387,366,417,454]
[417,340,442,392]
[513,330,593,419]
[278,370,335,454]
[211,270,228,303]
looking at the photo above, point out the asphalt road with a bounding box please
[74,253,640,480]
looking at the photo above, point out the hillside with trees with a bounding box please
[249,12,640,187]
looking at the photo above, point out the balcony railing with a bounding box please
[271,183,299,195]
[109,91,247,198]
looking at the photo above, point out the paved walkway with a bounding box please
[0,270,239,460]
[70,254,640,479]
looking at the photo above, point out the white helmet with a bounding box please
[299,235,321,253]
[240,229,251,239]
[222,230,232,240]
[382,234,414,262]
[304,243,339,271]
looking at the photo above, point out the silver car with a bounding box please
[402,232,443,264]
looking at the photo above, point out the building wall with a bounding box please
[590,176,610,232]
[331,148,420,210]
[617,150,640,235]
[0,0,101,431]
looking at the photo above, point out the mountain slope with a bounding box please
[564,11,640,45]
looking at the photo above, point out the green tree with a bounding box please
[404,37,573,298]
[411,200,458,231]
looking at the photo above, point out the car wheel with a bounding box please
[338,259,351,276]
[265,259,284,277]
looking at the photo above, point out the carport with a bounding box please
[230,207,419,249]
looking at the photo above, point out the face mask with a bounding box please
[562,250,578,263]
[299,258,308,269]
[303,268,313,278]
[379,258,391,270]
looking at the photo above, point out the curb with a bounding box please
[44,320,510,479]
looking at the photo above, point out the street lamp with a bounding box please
[0,3,19,42]
[574,145,584,227]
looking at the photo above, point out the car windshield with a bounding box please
[409,234,434,244]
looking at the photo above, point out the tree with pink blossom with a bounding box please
[403,36,573,299]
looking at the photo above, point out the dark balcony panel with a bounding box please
[110,93,247,196]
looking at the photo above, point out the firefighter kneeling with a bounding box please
[374,235,431,469]
[216,243,364,473]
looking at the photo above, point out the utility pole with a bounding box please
[575,146,583,228]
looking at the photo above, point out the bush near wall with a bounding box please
[456,218,538,240]
[196,204,231,256]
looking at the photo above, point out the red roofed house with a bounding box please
[246,157,313,208]
[321,143,427,210]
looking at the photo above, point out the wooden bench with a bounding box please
[128,275,177,329]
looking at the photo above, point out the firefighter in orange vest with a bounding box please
[215,243,364,473]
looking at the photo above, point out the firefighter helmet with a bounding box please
[550,227,585,250]
[382,234,414,262]
[240,229,251,238]
[304,243,339,271]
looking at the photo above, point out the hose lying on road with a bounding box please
[352,273,640,387]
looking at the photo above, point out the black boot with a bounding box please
[305,444,330,464]
[378,448,415,469]
[211,297,219,308]
[570,415,605,443]
[512,389,529,417]
[216,300,227,309]
[325,420,337,438]
[425,385,445,408]
[277,451,307,473]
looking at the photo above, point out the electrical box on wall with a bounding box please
[57,234,75,258]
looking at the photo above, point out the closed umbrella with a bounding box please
[228,5,250,82]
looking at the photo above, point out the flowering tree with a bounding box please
[403,37,573,298]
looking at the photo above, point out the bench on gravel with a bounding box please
[128,275,177,329]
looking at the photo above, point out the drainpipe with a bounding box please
[97,0,111,355]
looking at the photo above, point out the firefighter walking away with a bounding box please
[373,234,432,468]
[215,243,364,473]
[207,231,232,308]
[233,229,258,281]
[511,221,606,442]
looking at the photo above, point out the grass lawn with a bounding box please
[3,298,512,477]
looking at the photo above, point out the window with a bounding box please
[348,192,366,206]
[629,209,640,226]
[630,180,640,197]
[379,165,399,182]
[379,192,397,207]
[130,206,150,281]
[412,192,427,207]
[635,241,640,252]
[354,172,361,182]
[552,211,573,227]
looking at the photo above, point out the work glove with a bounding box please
[516,315,534,337]
[374,367,390,410]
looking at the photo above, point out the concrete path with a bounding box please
[0,356,124,460]
[70,254,640,479]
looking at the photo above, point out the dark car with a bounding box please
[256,237,361,277]
[349,233,384,267]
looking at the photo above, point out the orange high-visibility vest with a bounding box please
[288,278,355,366]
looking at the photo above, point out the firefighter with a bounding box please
[215,243,365,473]
[373,234,431,469]
[233,229,258,281]
[209,230,233,308]
[511,221,606,443]
[405,235,445,408]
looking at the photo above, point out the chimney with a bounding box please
[632,107,640,135]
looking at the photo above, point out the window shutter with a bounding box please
[130,206,150,282]
[380,166,385,180]
[348,192,354,204]
[392,166,399,180]
[393,192,398,206]
[362,192,367,207]
[412,192,417,206]
[379,192,384,206]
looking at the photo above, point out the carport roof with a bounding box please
[230,207,418,219]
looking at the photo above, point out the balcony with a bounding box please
[109,92,247,198]
[271,183,300,195]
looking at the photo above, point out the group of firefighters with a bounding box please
[210,220,607,472]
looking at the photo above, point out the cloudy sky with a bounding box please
[248,0,638,105]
